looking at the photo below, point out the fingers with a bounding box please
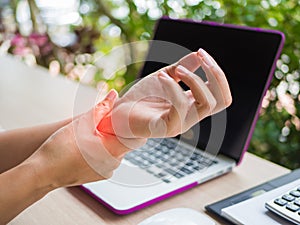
[94,89,118,127]
[176,65,217,119]
[162,52,202,82]
[161,49,231,111]
[157,71,189,136]
[197,49,232,112]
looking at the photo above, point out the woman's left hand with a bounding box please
[98,49,232,139]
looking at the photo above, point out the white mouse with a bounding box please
[137,207,216,225]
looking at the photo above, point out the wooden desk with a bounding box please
[0,55,290,225]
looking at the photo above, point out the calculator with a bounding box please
[265,185,300,225]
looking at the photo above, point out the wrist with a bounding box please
[97,109,148,156]
[30,135,78,189]
[97,112,114,136]
[32,129,107,188]
[24,151,58,193]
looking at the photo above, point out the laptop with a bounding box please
[81,17,285,214]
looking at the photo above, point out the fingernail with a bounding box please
[198,48,214,67]
[176,65,188,74]
[106,89,118,101]
[159,71,173,80]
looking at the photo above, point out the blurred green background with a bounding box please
[0,0,299,169]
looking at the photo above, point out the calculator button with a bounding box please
[274,198,287,206]
[282,194,295,202]
[290,190,300,197]
[286,203,300,212]
[295,199,300,206]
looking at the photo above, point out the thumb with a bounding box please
[94,89,118,125]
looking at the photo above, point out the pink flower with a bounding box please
[12,46,32,56]
[40,43,53,55]
[29,33,48,47]
[11,34,27,47]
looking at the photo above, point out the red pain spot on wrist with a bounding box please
[96,115,114,136]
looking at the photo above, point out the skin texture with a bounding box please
[98,48,232,140]
[0,90,118,224]
[0,48,232,224]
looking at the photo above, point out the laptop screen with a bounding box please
[139,17,284,163]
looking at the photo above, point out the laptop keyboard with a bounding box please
[124,138,218,183]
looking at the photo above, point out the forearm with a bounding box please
[0,118,72,173]
[0,155,55,224]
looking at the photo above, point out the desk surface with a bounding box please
[0,55,290,225]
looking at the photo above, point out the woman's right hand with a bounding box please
[27,90,146,189]
[0,90,146,224]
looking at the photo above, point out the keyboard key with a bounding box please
[139,161,150,169]
[155,172,167,178]
[186,166,196,172]
[127,158,140,166]
[274,198,287,206]
[174,173,185,178]
[181,149,191,156]
[162,178,170,183]
[147,139,156,147]
[169,150,177,156]
[154,145,162,151]
[180,167,193,175]
[146,166,163,175]
[193,166,201,171]
[190,155,198,161]
[140,153,150,160]
[167,142,176,149]
[164,168,178,176]
[176,156,186,162]
[185,162,194,167]
[168,158,177,165]
[156,164,165,169]
[161,146,169,153]
[125,138,219,184]
[124,154,132,160]
[160,155,170,162]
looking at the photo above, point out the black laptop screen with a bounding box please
[139,18,284,163]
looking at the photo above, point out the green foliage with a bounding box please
[1,0,300,169]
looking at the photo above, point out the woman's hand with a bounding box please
[98,48,232,139]
[28,90,145,188]
[0,90,147,224]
